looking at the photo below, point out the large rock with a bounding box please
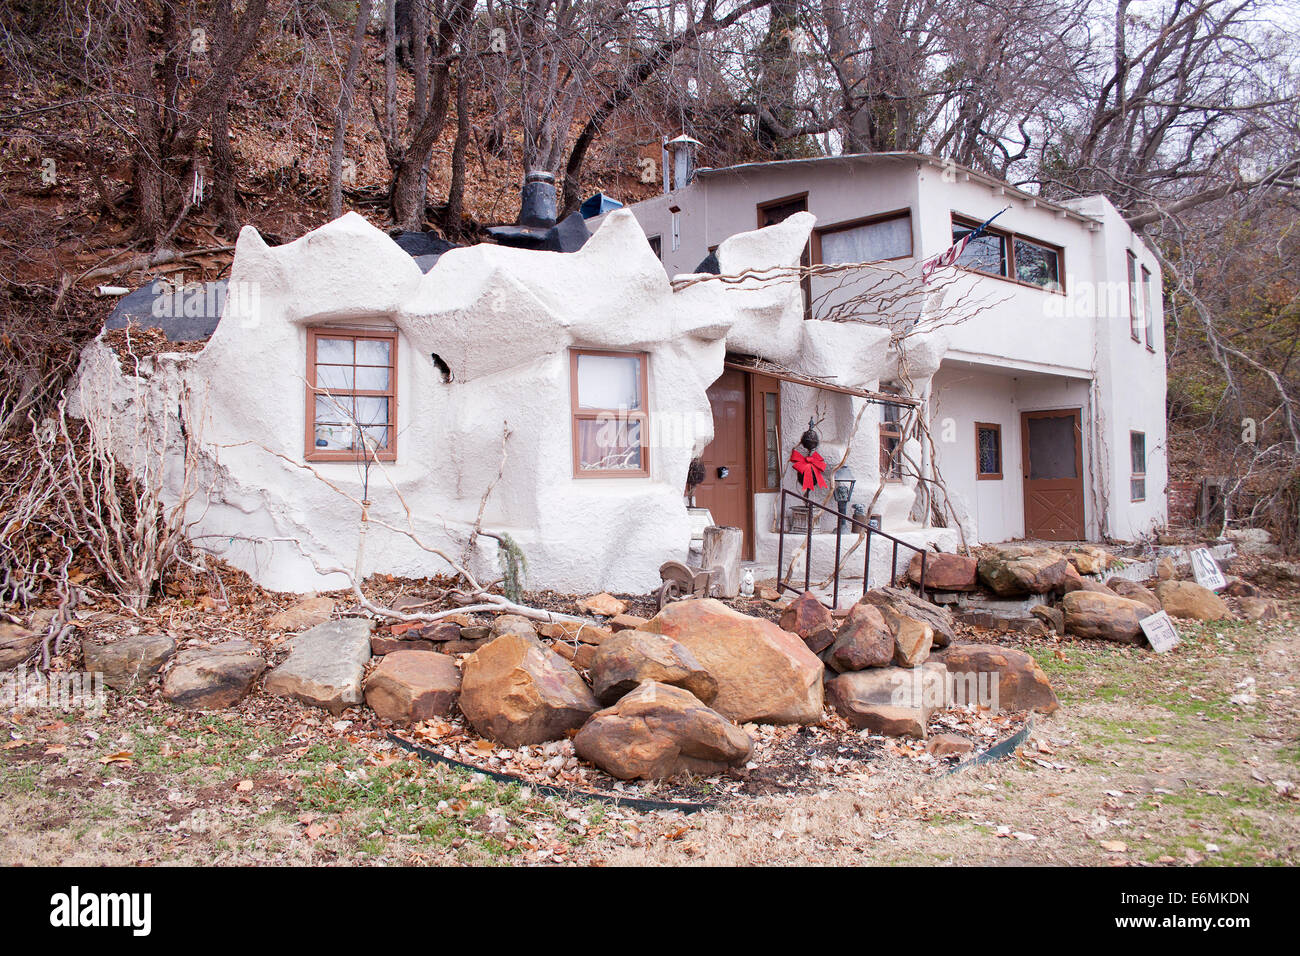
[939,644,1059,714]
[588,631,717,705]
[459,632,599,746]
[574,682,752,780]
[906,552,979,591]
[1238,597,1278,622]
[163,642,265,709]
[876,604,934,667]
[1251,560,1300,587]
[83,633,176,691]
[977,547,1074,596]
[265,596,334,632]
[778,591,836,654]
[640,599,823,724]
[1155,580,1230,621]
[825,663,950,738]
[825,603,894,672]
[490,614,538,639]
[0,623,41,670]
[859,587,956,648]
[1067,546,1113,575]
[364,650,461,723]
[1106,578,1162,613]
[1061,591,1151,643]
[264,618,373,714]
[1030,604,1064,635]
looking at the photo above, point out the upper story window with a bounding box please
[1128,251,1143,341]
[1142,265,1156,349]
[570,349,650,477]
[306,327,397,462]
[951,215,1062,292]
[813,211,913,264]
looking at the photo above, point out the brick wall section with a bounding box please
[1168,479,1199,527]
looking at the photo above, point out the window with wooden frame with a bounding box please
[570,349,650,477]
[1128,251,1142,341]
[1141,265,1156,350]
[306,327,397,462]
[758,194,812,320]
[749,374,782,491]
[950,214,1063,292]
[1130,431,1146,501]
[976,422,1003,480]
[879,395,905,481]
[812,210,913,265]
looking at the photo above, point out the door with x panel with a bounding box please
[1021,408,1085,540]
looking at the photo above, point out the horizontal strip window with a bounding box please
[952,214,1064,293]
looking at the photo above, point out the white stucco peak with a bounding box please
[716,209,816,276]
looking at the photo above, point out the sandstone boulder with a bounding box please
[859,587,956,648]
[927,733,974,757]
[363,650,461,723]
[459,633,599,746]
[1155,580,1230,621]
[977,547,1074,596]
[905,552,979,591]
[490,614,538,639]
[825,603,894,673]
[1030,604,1064,635]
[539,620,612,644]
[589,631,717,705]
[578,592,627,617]
[1067,546,1113,575]
[877,604,934,668]
[83,633,176,691]
[939,643,1059,714]
[1251,561,1300,587]
[1061,591,1151,643]
[640,599,823,724]
[824,663,950,738]
[573,682,752,780]
[264,618,373,714]
[1106,578,1162,613]
[163,642,265,709]
[1156,556,1177,580]
[778,590,836,654]
[0,623,40,670]
[1238,597,1278,622]
[266,596,335,632]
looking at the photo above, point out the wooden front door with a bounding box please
[1021,408,1085,540]
[695,367,754,559]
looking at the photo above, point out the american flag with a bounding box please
[921,207,1009,282]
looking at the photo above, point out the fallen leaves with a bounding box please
[99,750,133,765]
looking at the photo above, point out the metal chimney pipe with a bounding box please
[518,170,557,228]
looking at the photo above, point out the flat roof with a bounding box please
[694,152,1101,226]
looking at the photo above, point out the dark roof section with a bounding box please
[694,251,720,275]
[389,230,459,258]
[105,278,228,342]
[486,210,591,253]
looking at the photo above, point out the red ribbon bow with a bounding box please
[789,449,827,491]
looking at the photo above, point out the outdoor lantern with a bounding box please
[833,464,856,530]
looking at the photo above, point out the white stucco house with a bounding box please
[75,150,1166,598]
[598,150,1169,559]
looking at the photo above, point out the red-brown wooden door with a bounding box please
[1021,408,1085,540]
[695,367,754,559]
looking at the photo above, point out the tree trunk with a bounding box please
[444,65,471,238]
[702,525,744,598]
[328,0,374,221]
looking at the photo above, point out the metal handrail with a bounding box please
[775,488,928,607]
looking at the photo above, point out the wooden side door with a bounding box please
[1021,408,1085,540]
[695,367,754,559]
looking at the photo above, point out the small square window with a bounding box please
[571,349,649,477]
[306,328,397,462]
[976,423,1002,480]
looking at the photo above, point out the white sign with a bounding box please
[1187,547,1227,591]
[1140,610,1181,654]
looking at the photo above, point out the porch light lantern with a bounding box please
[833,464,856,530]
